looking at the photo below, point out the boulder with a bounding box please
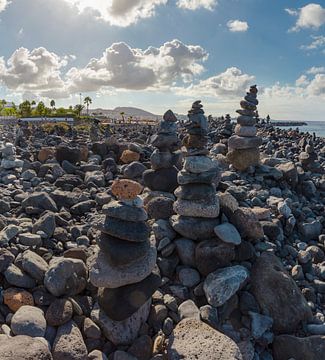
[273,335,325,360]
[251,252,312,333]
[167,318,243,359]
[0,335,52,360]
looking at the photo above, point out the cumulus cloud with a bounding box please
[227,20,249,32]
[301,35,325,51]
[0,0,10,12]
[307,66,325,74]
[0,47,74,99]
[63,0,167,26]
[286,3,325,31]
[174,67,255,98]
[176,0,217,11]
[296,75,310,87]
[0,40,208,98]
[67,39,208,93]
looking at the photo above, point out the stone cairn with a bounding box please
[171,101,221,243]
[143,110,182,193]
[0,142,24,184]
[226,85,262,171]
[89,179,160,345]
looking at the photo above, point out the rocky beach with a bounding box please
[0,89,325,360]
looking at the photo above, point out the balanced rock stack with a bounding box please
[143,110,182,192]
[171,101,220,240]
[0,142,24,184]
[89,179,160,345]
[227,85,262,171]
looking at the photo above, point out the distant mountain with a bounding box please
[86,106,161,120]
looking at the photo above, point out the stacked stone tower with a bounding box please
[227,85,262,171]
[90,179,160,345]
[171,101,220,241]
[143,110,182,193]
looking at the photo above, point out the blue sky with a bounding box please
[0,0,324,120]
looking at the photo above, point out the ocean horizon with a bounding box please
[273,120,325,137]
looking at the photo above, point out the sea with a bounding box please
[275,121,325,138]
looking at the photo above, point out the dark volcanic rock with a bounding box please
[195,239,235,276]
[98,272,161,321]
[251,252,312,333]
[97,233,150,267]
[170,215,219,241]
[143,168,179,193]
[273,335,325,360]
[100,217,150,243]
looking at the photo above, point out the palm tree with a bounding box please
[120,112,125,124]
[84,96,92,117]
[74,104,84,118]
[50,100,56,110]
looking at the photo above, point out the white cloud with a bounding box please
[0,40,208,98]
[174,67,255,98]
[227,20,249,32]
[296,75,309,87]
[176,0,217,11]
[0,0,10,12]
[287,3,325,31]
[307,66,325,74]
[0,47,71,98]
[301,35,325,51]
[67,39,208,93]
[63,0,167,26]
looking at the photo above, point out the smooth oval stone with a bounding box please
[174,184,216,201]
[97,233,150,267]
[237,115,256,127]
[240,100,256,111]
[98,272,161,321]
[178,169,219,185]
[89,246,157,288]
[236,109,255,117]
[184,156,214,174]
[174,198,220,218]
[143,168,179,193]
[150,150,182,170]
[151,133,180,150]
[234,125,257,137]
[101,217,150,243]
[214,223,241,245]
[228,135,262,150]
[102,201,148,222]
[170,215,219,241]
[245,95,258,105]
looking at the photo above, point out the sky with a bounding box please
[0,0,324,120]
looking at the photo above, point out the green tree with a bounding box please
[0,99,6,112]
[18,100,32,117]
[84,96,92,117]
[50,100,56,110]
[74,104,84,118]
[36,101,46,116]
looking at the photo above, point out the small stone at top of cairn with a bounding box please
[226,85,262,171]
